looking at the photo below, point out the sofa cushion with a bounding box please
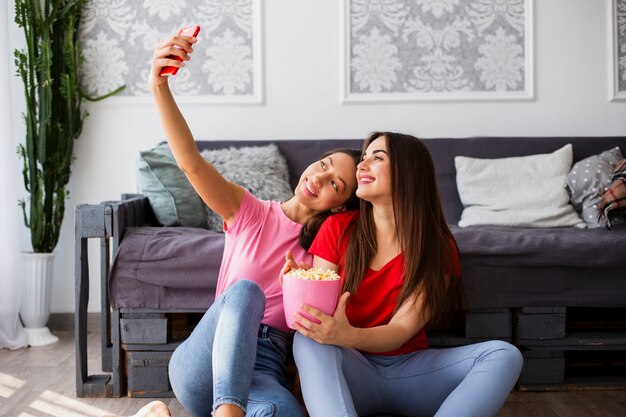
[135,142,207,228]
[565,146,623,228]
[422,137,626,224]
[135,142,294,231]
[200,144,293,232]
[451,225,626,308]
[451,225,626,268]
[191,137,626,225]
[108,223,626,310]
[108,227,225,309]
[455,144,584,228]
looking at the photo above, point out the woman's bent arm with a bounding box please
[345,293,431,352]
[292,256,433,353]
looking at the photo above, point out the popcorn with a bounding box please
[285,267,341,281]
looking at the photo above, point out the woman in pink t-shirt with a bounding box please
[111,32,359,417]
[287,132,523,417]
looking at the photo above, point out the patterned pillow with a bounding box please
[565,147,624,228]
[200,144,294,232]
[597,159,626,229]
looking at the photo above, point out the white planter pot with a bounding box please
[20,252,59,346]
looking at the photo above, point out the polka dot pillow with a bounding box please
[565,147,624,227]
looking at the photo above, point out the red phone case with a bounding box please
[160,25,201,77]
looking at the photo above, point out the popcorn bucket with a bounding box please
[282,272,341,330]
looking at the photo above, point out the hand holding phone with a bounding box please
[160,25,201,77]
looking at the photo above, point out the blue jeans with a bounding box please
[293,333,523,417]
[168,280,305,417]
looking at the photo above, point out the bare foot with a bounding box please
[103,401,171,417]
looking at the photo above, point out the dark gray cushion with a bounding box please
[451,225,626,308]
[110,224,626,310]
[565,146,623,227]
[451,225,626,268]
[109,227,225,309]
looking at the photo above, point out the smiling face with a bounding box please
[356,135,392,203]
[294,152,358,212]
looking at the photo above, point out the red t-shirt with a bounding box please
[309,211,461,356]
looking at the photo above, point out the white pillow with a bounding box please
[455,144,584,228]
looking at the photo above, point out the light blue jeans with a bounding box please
[293,333,523,417]
[168,280,305,417]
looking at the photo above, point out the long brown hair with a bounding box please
[299,148,361,250]
[341,132,465,326]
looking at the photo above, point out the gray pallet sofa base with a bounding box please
[74,137,626,398]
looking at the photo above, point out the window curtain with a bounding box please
[0,0,27,350]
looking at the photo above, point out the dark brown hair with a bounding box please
[341,132,466,326]
[299,148,361,250]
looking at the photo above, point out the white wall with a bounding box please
[4,0,626,313]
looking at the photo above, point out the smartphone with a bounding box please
[160,25,201,77]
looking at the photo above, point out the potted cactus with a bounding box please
[14,0,122,346]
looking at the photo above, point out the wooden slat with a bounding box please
[520,332,626,350]
[516,309,566,340]
[466,308,512,339]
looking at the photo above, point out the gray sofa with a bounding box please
[74,137,626,398]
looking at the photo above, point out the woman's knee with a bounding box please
[224,279,266,312]
[497,341,523,368]
[482,340,523,374]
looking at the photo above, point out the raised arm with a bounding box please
[292,256,433,353]
[148,33,244,227]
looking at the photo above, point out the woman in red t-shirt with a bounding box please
[285,132,523,417]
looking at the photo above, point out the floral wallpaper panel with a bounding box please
[616,0,626,98]
[346,0,533,100]
[79,0,262,101]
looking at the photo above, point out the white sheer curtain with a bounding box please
[0,0,27,350]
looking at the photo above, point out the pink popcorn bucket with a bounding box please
[282,275,341,330]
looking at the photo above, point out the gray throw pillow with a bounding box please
[135,142,207,228]
[565,146,624,228]
[200,144,294,232]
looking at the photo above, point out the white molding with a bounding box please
[610,0,626,101]
[341,0,534,103]
[340,0,350,104]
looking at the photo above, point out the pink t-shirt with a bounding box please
[215,190,313,332]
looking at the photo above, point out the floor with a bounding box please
[1,318,625,417]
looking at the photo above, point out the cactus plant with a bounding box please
[14,0,123,253]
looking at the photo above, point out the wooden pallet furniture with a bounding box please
[516,307,626,391]
[75,195,163,397]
